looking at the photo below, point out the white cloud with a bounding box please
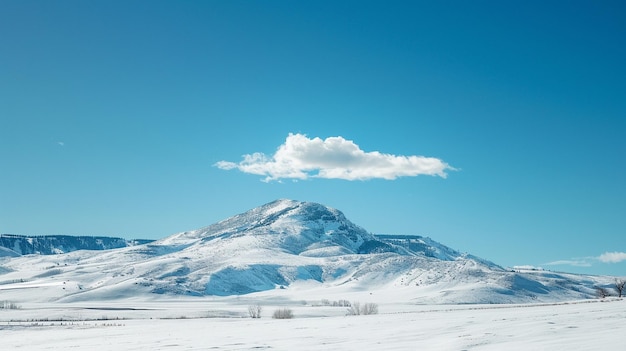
[597,252,626,264]
[544,252,626,268]
[512,265,544,271]
[215,133,455,182]
[57,141,65,146]
[544,259,592,267]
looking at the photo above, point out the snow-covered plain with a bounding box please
[1,297,624,350]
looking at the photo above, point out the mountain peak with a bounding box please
[242,199,345,223]
[160,199,374,255]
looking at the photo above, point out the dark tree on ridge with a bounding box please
[615,279,626,298]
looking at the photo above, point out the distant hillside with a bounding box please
[0,234,154,255]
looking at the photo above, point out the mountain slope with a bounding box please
[0,200,614,303]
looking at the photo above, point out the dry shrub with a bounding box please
[272,307,294,319]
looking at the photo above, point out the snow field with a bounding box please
[1,298,624,350]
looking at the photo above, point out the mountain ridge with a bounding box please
[0,199,614,304]
[0,234,154,256]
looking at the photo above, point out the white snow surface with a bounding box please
[1,297,624,350]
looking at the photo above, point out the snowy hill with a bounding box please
[0,234,153,255]
[0,199,614,304]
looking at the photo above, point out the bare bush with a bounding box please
[347,301,379,316]
[334,299,351,307]
[347,301,361,315]
[320,299,351,307]
[272,308,294,319]
[361,302,379,315]
[596,286,610,299]
[615,279,625,298]
[0,301,21,310]
[248,304,262,318]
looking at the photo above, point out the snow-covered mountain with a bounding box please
[0,199,613,304]
[0,234,153,255]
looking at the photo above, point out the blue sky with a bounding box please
[1,1,625,276]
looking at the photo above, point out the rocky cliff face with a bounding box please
[0,234,152,255]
